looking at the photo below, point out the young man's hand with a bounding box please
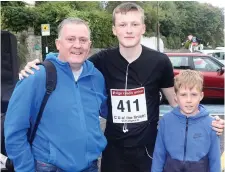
[212,116,225,135]
[19,59,41,80]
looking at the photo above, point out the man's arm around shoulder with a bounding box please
[88,49,107,72]
[208,126,221,172]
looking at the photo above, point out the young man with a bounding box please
[151,70,221,172]
[18,2,224,172]
[5,18,107,172]
[90,3,177,172]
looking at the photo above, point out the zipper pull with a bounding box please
[186,117,188,130]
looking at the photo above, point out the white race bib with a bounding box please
[111,87,148,123]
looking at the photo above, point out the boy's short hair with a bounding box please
[174,70,203,93]
[112,2,145,26]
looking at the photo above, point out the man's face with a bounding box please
[56,23,91,65]
[175,86,204,116]
[113,11,146,48]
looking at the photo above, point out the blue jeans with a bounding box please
[35,160,98,172]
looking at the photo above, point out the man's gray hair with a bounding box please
[58,17,91,38]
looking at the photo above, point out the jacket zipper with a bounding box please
[68,64,89,164]
[183,117,189,171]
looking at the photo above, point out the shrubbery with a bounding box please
[1,1,224,50]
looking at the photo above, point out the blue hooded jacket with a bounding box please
[151,105,220,172]
[4,53,108,172]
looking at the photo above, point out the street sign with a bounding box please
[41,24,50,36]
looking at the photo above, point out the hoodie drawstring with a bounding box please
[123,64,130,133]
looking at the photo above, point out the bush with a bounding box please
[166,36,182,49]
[1,6,36,32]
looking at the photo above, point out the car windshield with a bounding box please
[193,57,221,72]
[169,56,189,69]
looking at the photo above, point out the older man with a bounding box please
[5,18,107,172]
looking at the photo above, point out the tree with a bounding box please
[69,1,103,11]
[1,1,27,7]
[35,1,48,6]
[104,1,123,13]
[1,6,37,32]
[174,2,224,47]
[1,1,223,49]
[32,2,72,35]
[142,2,158,36]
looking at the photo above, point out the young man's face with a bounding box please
[56,23,91,65]
[113,10,146,48]
[175,86,204,116]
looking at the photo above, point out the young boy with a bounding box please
[151,70,221,172]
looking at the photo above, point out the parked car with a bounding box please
[198,49,225,64]
[160,52,224,103]
[215,47,225,50]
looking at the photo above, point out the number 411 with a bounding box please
[117,99,139,112]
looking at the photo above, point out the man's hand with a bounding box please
[19,59,41,80]
[212,116,225,136]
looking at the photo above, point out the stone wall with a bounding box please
[26,28,42,62]
[16,28,43,69]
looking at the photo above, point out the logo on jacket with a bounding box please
[193,133,202,139]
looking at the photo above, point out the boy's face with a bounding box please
[112,10,146,48]
[175,86,204,116]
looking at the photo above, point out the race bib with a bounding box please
[111,87,147,123]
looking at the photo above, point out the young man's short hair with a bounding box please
[174,70,203,93]
[112,2,145,25]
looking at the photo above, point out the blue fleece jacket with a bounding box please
[151,105,220,172]
[4,53,108,172]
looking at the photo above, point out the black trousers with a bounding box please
[101,142,153,172]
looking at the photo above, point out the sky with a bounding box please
[198,0,225,8]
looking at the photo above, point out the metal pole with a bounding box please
[45,36,48,54]
[157,1,160,51]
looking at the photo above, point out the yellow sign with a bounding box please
[43,25,48,31]
[41,24,50,36]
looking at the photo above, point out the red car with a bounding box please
[161,53,224,101]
